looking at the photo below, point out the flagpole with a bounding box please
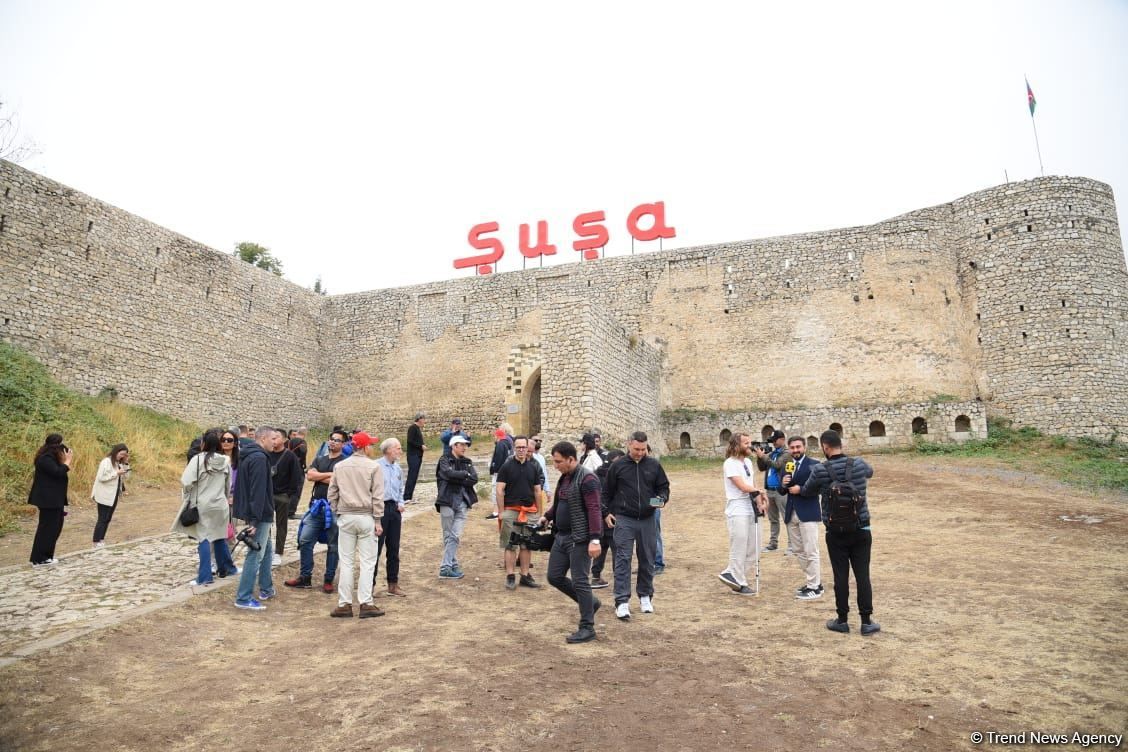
[1030,116,1044,177]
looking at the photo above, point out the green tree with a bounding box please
[233,241,283,276]
[313,276,328,295]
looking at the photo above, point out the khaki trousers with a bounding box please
[337,513,377,607]
[723,513,760,588]
[787,517,822,589]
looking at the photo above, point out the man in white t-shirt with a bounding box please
[719,432,768,595]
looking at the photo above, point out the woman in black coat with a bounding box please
[28,433,73,565]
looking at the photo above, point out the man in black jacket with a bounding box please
[234,427,278,610]
[799,430,878,635]
[269,430,304,565]
[602,431,670,621]
[435,435,478,579]
[544,441,604,643]
[404,412,426,503]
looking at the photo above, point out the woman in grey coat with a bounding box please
[173,429,237,585]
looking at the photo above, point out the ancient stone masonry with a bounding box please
[662,401,988,455]
[0,161,326,428]
[2,159,1124,447]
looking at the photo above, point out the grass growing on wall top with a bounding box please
[0,342,202,535]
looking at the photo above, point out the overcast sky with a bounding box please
[2,1,1125,293]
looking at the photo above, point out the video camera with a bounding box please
[751,441,772,453]
[508,521,555,552]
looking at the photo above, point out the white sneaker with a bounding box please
[93,541,105,549]
[640,596,654,614]
[615,603,631,621]
[271,554,282,567]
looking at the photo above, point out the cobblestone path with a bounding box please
[0,487,438,665]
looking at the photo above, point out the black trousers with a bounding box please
[590,526,615,578]
[375,507,402,585]
[547,533,596,629]
[93,500,118,542]
[825,528,874,620]
[404,452,423,501]
[30,507,65,564]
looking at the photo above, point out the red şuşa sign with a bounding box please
[454,201,676,274]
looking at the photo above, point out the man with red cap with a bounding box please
[327,430,386,619]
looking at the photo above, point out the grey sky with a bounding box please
[2,0,1125,293]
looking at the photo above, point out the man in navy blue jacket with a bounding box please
[782,436,823,601]
[233,427,278,610]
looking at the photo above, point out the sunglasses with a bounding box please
[221,438,235,444]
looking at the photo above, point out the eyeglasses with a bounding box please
[221,438,235,444]
[328,438,344,443]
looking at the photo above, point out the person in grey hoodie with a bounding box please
[232,427,278,610]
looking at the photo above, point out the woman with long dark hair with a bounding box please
[220,428,240,547]
[173,428,237,585]
[28,433,73,565]
[91,443,130,547]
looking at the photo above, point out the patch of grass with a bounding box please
[909,419,1127,492]
[928,393,959,403]
[658,454,721,473]
[0,342,202,535]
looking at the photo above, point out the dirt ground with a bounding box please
[0,454,1124,751]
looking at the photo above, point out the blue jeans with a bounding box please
[654,508,666,567]
[298,511,339,583]
[196,539,237,584]
[235,522,274,603]
[439,502,468,570]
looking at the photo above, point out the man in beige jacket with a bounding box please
[327,431,385,618]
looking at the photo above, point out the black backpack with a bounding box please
[826,458,863,533]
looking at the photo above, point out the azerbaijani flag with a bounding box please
[1026,78,1037,116]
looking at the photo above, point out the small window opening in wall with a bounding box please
[785,281,791,288]
[1026,224,1032,232]
[976,312,981,320]
[760,425,775,441]
[644,271,649,279]
[87,220,93,231]
[3,318,8,325]
[587,280,591,287]
[852,295,860,303]
[1070,220,1076,228]
[85,245,91,260]
[250,284,255,294]
[807,435,817,447]
[1067,204,1072,212]
[1019,304,1024,311]
[247,300,252,312]
[868,421,886,437]
[0,215,5,232]
[912,417,928,435]
[1022,331,1028,341]
[986,233,992,240]
[1023,209,1029,217]
[723,308,730,314]
[977,336,982,344]
[286,312,292,324]
[955,415,971,432]
[155,247,160,257]
[969,261,977,269]
[719,428,732,444]
[829,422,843,434]
[867,293,874,300]
[205,286,210,300]
[1061,300,1066,307]
[152,270,158,284]
[984,218,990,225]
[1066,328,1071,336]
[679,432,692,449]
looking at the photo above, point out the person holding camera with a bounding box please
[233,427,279,610]
[175,430,238,585]
[543,441,604,643]
[496,435,543,590]
[718,433,767,596]
[28,433,73,566]
[91,443,130,548]
[602,431,670,620]
[328,431,385,619]
[754,430,791,553]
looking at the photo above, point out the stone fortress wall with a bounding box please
[2,159,1124,451]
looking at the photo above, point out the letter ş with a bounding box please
[454,202,676,274]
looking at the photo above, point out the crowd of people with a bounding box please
[24,416,878,642]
